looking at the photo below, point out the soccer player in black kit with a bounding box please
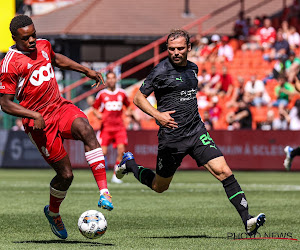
[116,29,266,235]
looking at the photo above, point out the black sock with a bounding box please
[222,174,251,226]
[291,147,300,158]
[126,159,155,189]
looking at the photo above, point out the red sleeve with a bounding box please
[123,92,130,107]
[45,40,55,60]
[93,93,102,109]
[0,63,18,95]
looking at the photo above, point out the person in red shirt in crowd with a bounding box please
[217,36,234,62]
[0,15,113,240]
[256,18,276,50]
[208,34,221,63]
[215,66,234,97]
[93,71,131,184]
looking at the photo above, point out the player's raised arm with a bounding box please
[52,53,104,88]
[0,94,45,130]
[133,90,178,129]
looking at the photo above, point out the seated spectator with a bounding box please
[197,68,211,90]
[208,95,222,122]
[202,110,214,130]
[226,76,245,108]
[203,65,221,96]
[286,26,300,50]
[258,109,275,130]
[263,30,289,61]
[188,35,210,63]
[285,51,300,75]
[226,99,253,130]
[273,108,289,130]
[207,34,221,63]
[281,20,290,39]
[215,66,233,97]
[84,96,102,132]
[11,118,24,131]
[244,75,270,106]
[289,99,300,130]
[233,11,248,40]
[217,36,234,62]
[241,18,261,51]
[273,75,295,108]
[257,18,276,50]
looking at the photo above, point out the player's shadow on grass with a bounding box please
[13,240,114,246]
[145,235,227,239]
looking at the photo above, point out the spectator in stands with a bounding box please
[188,35,210,63]
[263,30,289,61]
[11,118,24,131]
[258,109,275,130]
[257,18,276,50]
[287,52,300,83]
[273,108,289,130]
[281,20,290,39]
[288,99,300,130]
[285,26,300,50]
[226,99,252,130]
[244,75,270,106]
[241,18,261,51]
[202,110,214,130]
[217,36,234,62]
[203,65,220,96]
[273,74,295,108]
[215,66,233,97]
[197,68,211,90]
[208,95,222,123]
[285,51,300,75]
[233,11,248,40]
[226,76,246,108]
[208,34,221,63]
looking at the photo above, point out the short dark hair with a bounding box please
[167,29,190,46]
[10,15,33,36]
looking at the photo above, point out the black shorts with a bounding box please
[156,129,223,178]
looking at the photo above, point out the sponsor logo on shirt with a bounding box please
[0,82,5,90]
[29,63,54,86]
[42,50,49,61]
[180,88,197,101]
[105,101,123,111]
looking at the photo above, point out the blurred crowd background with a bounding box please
[2,0,300,132]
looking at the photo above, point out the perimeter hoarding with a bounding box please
[1,130,300,170]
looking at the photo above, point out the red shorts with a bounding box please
[24,103,87,164]
[96,127,128,148]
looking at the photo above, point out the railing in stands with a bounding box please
[62,0,280,104]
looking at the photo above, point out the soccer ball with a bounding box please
[78,210,107,239]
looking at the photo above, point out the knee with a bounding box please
[61,171,74,185]
[216,167,232,181]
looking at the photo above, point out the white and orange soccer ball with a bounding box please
[78,210,107,239]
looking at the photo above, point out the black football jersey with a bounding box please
[140,58,205,142]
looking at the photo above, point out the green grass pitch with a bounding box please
[0,169,299,250]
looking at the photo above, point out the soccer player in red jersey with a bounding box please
[0,15,113,239]
[93,71,131,183]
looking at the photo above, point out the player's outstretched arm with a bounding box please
[133,90,178,129]
[0,94,45,130]
[52,53,104,88]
